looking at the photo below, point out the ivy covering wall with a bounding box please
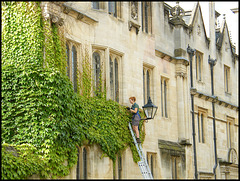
[1,2,145,179]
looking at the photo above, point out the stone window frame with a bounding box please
[76,146,80,179]
[197,107,208,144]
[66,40,80,93]
[92,48,105,96]
[141,1,152,34]
[224,65,231,94]
[76,146,90,179]
[146,152,156,178]
[108,2,122,18]
[91,2,122,19]
[158,139,185,179]
[171,155,180,179]
[226,116,234,149]
[92,1,105,10]
[160,76,169,118]
[143,66,153,105]
[113,153,123,179]
[195,50,203,82]
[109,53,121,103]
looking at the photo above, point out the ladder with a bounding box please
[128,122,153,179]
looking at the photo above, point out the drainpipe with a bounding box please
[187,45,198,179]
[208,55,218,179]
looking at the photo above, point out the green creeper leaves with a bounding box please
[1,2,44,68]
[1,1,145,180]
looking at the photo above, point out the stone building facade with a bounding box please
[38,1,238,179]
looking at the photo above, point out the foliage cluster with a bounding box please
[1,1,146,179]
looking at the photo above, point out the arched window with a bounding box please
[161,77,168,118]
[114,58,119,102]
[143,67,152,105]
[66,44,70,78]
[72,45,77,92]
[195,51,203,81]
[92,52,101,95]
[83,147,87,179]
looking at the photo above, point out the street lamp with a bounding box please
[142,97,158,120]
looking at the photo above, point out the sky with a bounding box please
[165,1,239,54]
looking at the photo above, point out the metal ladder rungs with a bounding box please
[128,122,153,179]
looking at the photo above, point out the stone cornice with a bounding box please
[62,3,98,24]
[195,90,238,111]
[155,49,189,66]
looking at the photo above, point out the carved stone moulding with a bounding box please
[128,20,141,34]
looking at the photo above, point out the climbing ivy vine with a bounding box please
[1,1,145,179]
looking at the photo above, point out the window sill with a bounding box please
[196,80,204,84]
[109,13,123,22]
[161,116,170,121]
[225,91,232,96]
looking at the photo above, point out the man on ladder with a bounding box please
[128,97,153,179]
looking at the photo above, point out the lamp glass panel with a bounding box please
[145,107,153,119]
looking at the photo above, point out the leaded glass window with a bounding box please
[93,52,101,95]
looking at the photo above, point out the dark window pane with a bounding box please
[115,59,119,102]
[93,1,99,9]
[83,148,87,179]
[145,3,148,33]
[164,80,167,118]
[109,1,117,17]
[110,57,114,100]
[151,155,154,178]
[76,147,80,179]
[201,114,204,143]
[66,44,70,78]
[72,45,77,93]
[118,155,122,179]
[147,70,150,100]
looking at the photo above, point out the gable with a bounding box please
[188,3,209,44]
[216,19,236,57]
